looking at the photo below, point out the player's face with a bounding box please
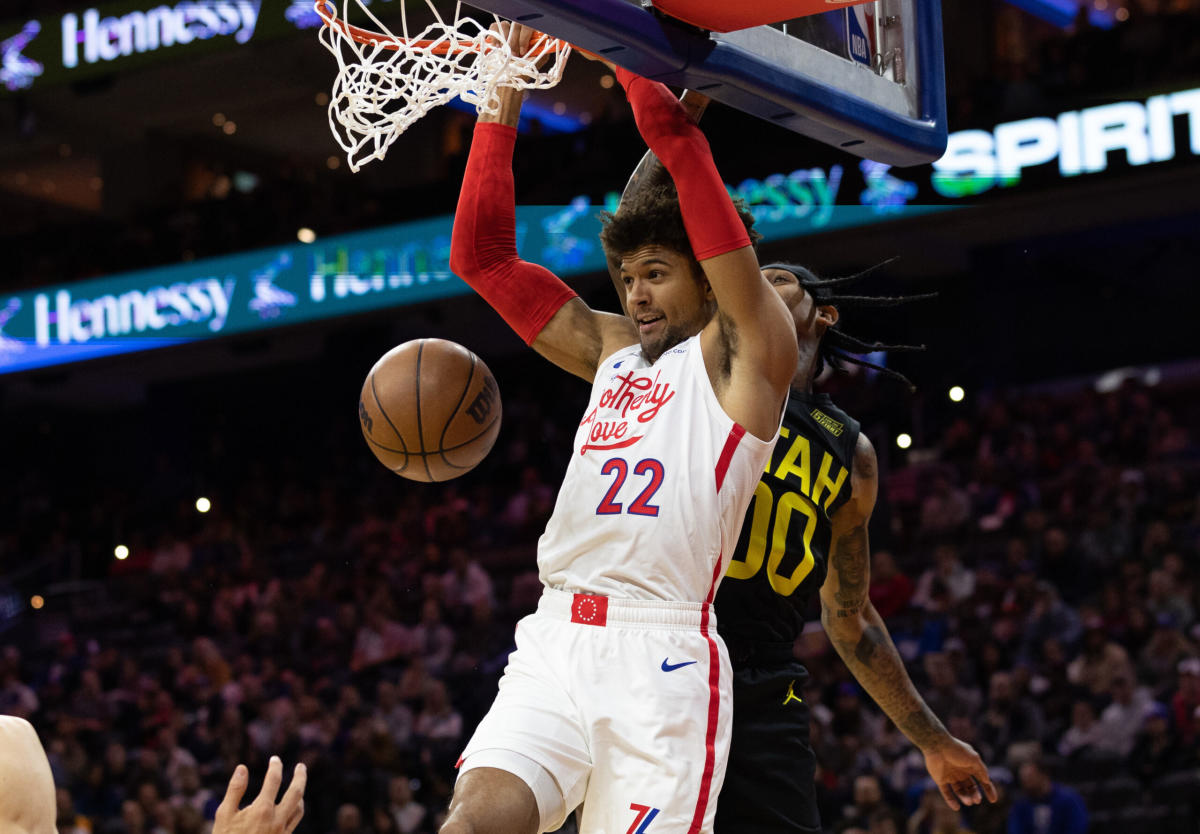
[764,267,835,341]
[621,245,713,362]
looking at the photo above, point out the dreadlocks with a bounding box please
[762,260,933,392]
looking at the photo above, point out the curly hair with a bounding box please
[599,179,760,269]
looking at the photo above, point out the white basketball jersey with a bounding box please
[537,334,777,603]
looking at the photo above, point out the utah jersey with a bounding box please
[538,333,778,603]
[716,391,860,646]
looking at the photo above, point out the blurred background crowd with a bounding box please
[4,0,1200,833]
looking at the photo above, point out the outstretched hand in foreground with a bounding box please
[214,756,307,834]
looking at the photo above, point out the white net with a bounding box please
[316,0,571,172]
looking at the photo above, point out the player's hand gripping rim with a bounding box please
[214,756,307,834]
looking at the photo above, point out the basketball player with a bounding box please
[0,716,304,834]
[443,22,797,834]
[607,140,999,832]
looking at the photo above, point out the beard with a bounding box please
[640,318,695,364]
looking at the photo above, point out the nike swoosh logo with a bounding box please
[661,659,698,672]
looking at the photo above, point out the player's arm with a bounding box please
[0,716,56,834]
[606,90,710,317]
[614,68,796,438]
[449,26,635,382]
[818,434,998,811]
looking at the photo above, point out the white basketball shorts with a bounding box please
[458,587,732,834]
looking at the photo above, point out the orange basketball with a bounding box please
[358,339,502,482]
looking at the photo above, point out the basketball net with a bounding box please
[316,1,571,172]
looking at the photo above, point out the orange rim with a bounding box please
[314,0,567,54]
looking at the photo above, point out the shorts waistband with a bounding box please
[538,587,714,630]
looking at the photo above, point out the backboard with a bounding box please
[465,0,947,167]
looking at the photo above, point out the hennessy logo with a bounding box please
[465,376,498,424]
[358,400,373,434]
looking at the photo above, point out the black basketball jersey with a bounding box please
[716,390,861,647]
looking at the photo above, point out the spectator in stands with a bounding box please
[978,672,1045,765]
[922,652,982,722]
[869,550,915,619]
[912,545,976,611]
[1097,673,1156,756]
[907,787,975,834]
[385,775,426,834]
[440,547,494,615]
[0,648,39,719]
[350,606,412,673]
[840,773,889,832]
[1138,615,1197,688]
[1146,568,1195,630]
[1170,658,1200,747]
[332,803,365,834]
[1056,700,1106,761]
[371,682,414,751]
[1019,582,1081,663]
[1067,619,1134,697]
[919,473,971,536]
[413,679,462,776]
[1129,703,1183,785]
[409,600,454,675]
[1007,759,1087,834]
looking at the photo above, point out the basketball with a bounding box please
[358,339,502,482]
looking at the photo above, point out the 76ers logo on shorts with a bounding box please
[626,803,660,834]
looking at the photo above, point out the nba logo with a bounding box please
[847,6,873,66]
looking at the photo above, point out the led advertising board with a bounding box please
[0,200,950,377]
[0,0,333,93]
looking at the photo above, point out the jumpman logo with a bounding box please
[782,680,803,706]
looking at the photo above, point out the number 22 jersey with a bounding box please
[716,390,861,646]
[537,334,778,603]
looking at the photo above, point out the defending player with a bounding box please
[607,127,998,832]
[442,23,797,834]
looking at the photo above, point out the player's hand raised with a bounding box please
[921,737,998,811]
[214,757,307,834]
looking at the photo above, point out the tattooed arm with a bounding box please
[819,433,997,811]
[606,90,710,316]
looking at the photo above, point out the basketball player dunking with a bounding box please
[608,113,999,831]
[442,24,796,834]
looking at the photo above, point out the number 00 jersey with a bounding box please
[716,391,860,647]
[537,334,778,603]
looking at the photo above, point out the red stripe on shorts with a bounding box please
[686,423,744,829]
[687,602,722,834]
[713,423,746,492]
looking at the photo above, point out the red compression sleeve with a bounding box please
[449,122,578,346]
[616,67,751,261]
